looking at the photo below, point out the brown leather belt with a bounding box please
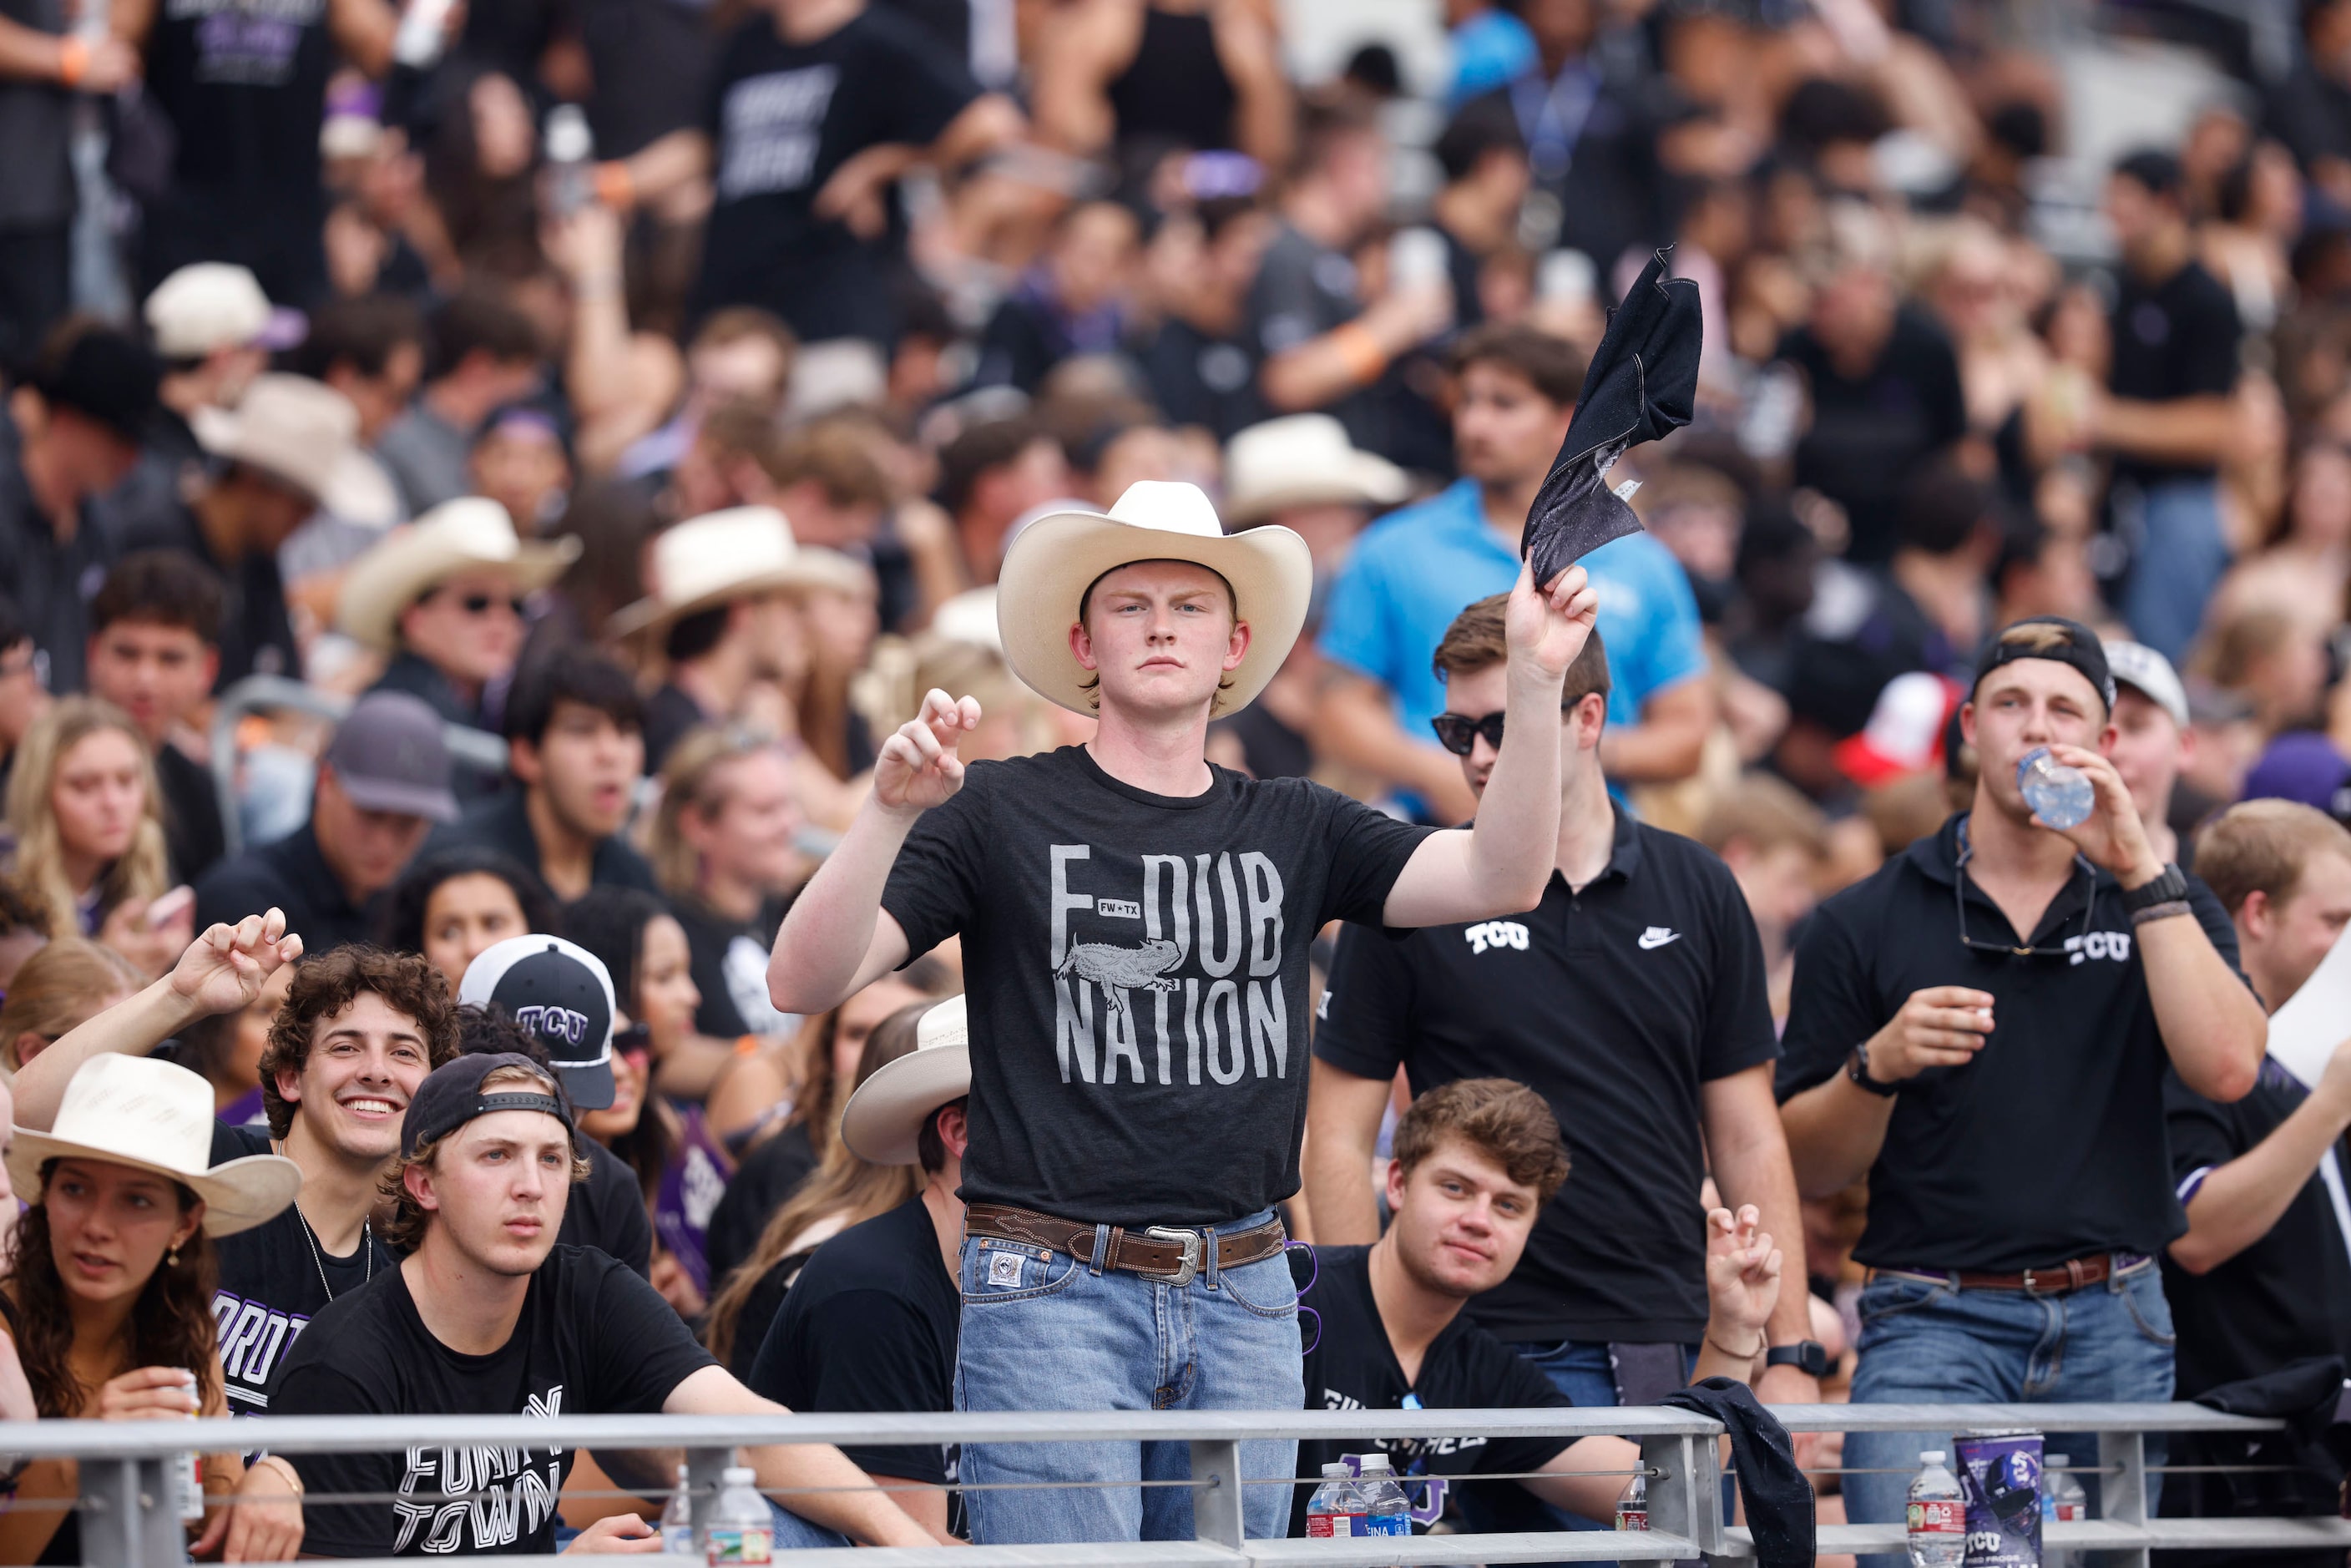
[964,1202,1286,1287]
[1874,1252,2150,1294]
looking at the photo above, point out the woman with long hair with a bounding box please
[377,846,557,994]
[0,938,143,1075]
[0,1054,304,1562]
[703,999,934,1374]
[3,698,185,978]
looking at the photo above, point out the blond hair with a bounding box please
[0,938,144,1073]
[648,726,793,898]
[3,697,170,941]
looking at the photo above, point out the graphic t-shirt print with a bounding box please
[170,0,317,85]
[394,1385,568,1553]
[717,63,838,199]
[1049,845,1291,1089]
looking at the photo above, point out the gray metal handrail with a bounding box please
[14,1401,2349,1568]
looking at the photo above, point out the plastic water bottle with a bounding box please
[544,104,595,217]
[1304,1462,1366,1537]
[703,1466,772,1565]
[2042,1453,2087,1568]
[1356,1453,1411,1537]
[172,1369,204,1522]
[1616,1469,1649,1531]
[2016,746,2095,831]
[660,1462,695,1555]
[1908,1449,1966,1568]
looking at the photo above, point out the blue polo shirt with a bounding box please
[1319,478,1706,742]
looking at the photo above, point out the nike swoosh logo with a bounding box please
[1637,931,1681,950]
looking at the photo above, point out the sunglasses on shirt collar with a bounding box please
[1953,839,2096,959]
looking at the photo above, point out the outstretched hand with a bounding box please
[1504,559,1599,685]
[169,909,304,1019]
[1703,1204,1783,1341]
[872,689,983,816]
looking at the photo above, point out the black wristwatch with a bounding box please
[1846,1041,1901,1098]
[1765,1341,1829,1378]
[2121,862,2188,914]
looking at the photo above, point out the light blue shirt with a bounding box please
[1319,477,1706,747]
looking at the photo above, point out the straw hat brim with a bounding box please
[6,1133,302,1238]
[839,1044,971,1166]
[339,532,583,650]
[1223,452,1411,526]
[996,510,1312,717]
[607,554,865,640]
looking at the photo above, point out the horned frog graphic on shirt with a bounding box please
[1048,844,1292,1088]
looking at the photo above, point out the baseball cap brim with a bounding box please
[554,1053,615,1112]
[336,771,461,822]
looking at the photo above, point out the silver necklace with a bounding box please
[292,1204,372,1302]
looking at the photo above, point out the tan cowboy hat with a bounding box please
[840,997,969,1166]
[336,496,581,650]
[8,1055,301,1237]
[996,481,1310,716]
[191,372,398,527]
[607,507,857,638]
[1222,413,1409,525]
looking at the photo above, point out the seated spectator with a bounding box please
[377,846,556,994]
[427,646,658,901]
[973,200,1139,394]
[0,324,159,695]
[16,922,460,1415]
[2211,438,2351,644]
[468,407,572,536]
[195,692,457,953]
[1317,325,1711,820]
[0,1054,304,1562]
[374,291,544,518]
[1428,98,1531,336]
[84,549,230,883]
[0,937,140,1072]
[271,1053,938,1554]
[701,959,954,1287]
[1287,1077,1780,1537]
[2193,604,2330,745]
[562,888,757,1311]
[337,498,581,794]
[3,695,188,977]
[746,995,969,1537]
[606,307,797,483]
[703,998,933,1371]
[649,726,807,1042]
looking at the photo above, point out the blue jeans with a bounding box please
[2119,478,2229,665]
[1843,1262,2176,1568]
[550,1502,844,1551]
[954,1210,1302,1544]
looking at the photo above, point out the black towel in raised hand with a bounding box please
[1519,248,1702,584]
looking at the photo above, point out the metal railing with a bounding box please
[11,1401,2351,1567]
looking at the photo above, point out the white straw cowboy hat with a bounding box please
[607,506,857,638]
[840,996,970,1166]
[145,262,272,359]
[996,480,1311,716]
[337,496,581,650]
[192,372,398,526]
[1221,413,1409,525]
[8,1055,301,1237]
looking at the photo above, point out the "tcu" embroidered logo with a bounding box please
[1464,921,1529,955]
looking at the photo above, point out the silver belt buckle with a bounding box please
[1141,1226,1202,1287]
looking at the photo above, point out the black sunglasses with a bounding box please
[612,1021,652,1056]
[1954,842,2094,959]
[456,593,529,618]
[1428,695,1590,757]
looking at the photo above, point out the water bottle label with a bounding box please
[1306,1514,1364,1537]
[705,1523,774,1563]
[1364,1513,1411,1536]
[2055,1504,2085,1522]
[176,1452,205,1522]
[1617,1507,1650,1531]
[1909,1500,1964,1534]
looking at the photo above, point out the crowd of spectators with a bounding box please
[5,0,2351,1554]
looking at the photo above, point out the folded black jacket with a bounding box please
[1660,1378,1814,1568]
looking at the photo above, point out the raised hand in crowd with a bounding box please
[1699,1204,1783,1365]
[872,689,985,817]
[169,908,306,1019]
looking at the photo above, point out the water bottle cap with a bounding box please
[1358,1454,1393,1472]
[2047,1454,2068,1464]
[1322,1463,1351,1478]
[721,1466,756,1485]
[1919,1449,1946,1463]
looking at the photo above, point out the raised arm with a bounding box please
[1701,1065,1815,1397]
[14,910,302,1130]
[663,1367,935,1549]
[767,691,976,1015]
[1383,561,1595,928]
[2170,1039,2351,1275]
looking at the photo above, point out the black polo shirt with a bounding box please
[1316,805,1777,1344]
[192,820,379,954]
[426,787,661,898]
[1777,812,2245,1273]
[2161,1061,2351,1399]
[2106,259,2238,489]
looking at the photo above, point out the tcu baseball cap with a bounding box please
[458,935,616,1109]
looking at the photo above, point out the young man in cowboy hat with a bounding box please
[271,1051,940,1555]
[769,478,1598,1545]
[13,908,462,1418]
[747,995,972,1537]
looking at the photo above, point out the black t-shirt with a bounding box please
[1137,317,1265,443]
[1779,306,1968,565]
[670,893,793,1039]
[693,6,976,344]
[2161,1062,2351,1398]
[209,1122,396,1414]
[565,1137,655,1277]
[157,738,226,885]
[1246,221,1379,454]
[0,0,71,230]
[578,0,720,159]
[640,680,708,774]
[1776,813,2247,1272]
[2106,260,2240,488]
[705,1120,817,1287]
[1316,807,1777,1344]
[1289,1246,1573,1538]
[426,789,662,898]
[142,0,331,207]
[115,503,299,686]
[882,745,1432,1225]
[273,1245,715,1556]
[746,1195,956,1484]
[194,822,379,955]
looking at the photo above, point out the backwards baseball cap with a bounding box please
[2103,640,2190,731]
[322,691,460,822]
[459,935,617,1109]
[1972,615,2116,713]
[28,326,160,443]
[400,1051,577,1159]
